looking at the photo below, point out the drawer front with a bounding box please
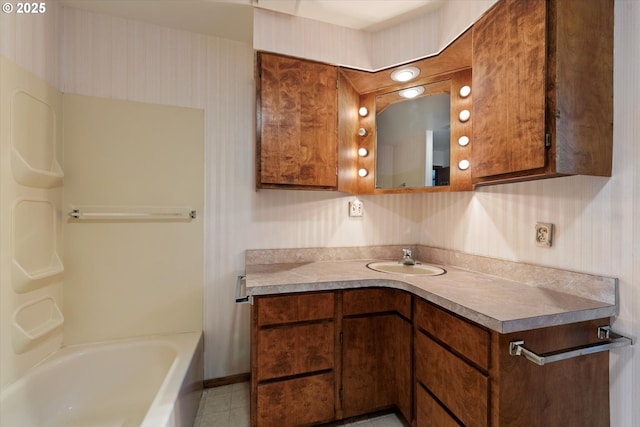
[415,298,489,370]
[257,292,334,326]
[343,288,412,319]
[415,332,488,427]
[416,385,462,427]
[257,322,334,381]
[256,372,335,427]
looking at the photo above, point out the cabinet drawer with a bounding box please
[256,372,335,427]
[257,292,334,326]
[343,288,411,318]
[415,332,488,427]
[256,322,334,381]
[416,384,462,427]
[415,298,489,370]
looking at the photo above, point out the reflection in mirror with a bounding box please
[375,80,451,189]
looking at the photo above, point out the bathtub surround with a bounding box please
[1,2,638,426]
[62,94,204,345]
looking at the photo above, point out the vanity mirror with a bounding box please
[349,67,473,194]
[375,80,451,189]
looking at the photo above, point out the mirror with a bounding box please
[375,80,451,189]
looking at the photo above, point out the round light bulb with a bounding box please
[359,107,368,117]
[358,168,368,177]
[459,85,471,98]
[358,147,368,157]
[459,109,471,122]
[458,136,470,146]
[358,128,368,136]
[458,159,470,170]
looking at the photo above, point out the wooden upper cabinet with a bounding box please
[471,0,614,185]
[257,52,339,190]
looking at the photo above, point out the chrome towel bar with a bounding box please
[509,326,633,366]
[235,275,252,304]
[68,207,196,221]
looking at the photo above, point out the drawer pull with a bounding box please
[509,326,632,366]
[235,275,252,304]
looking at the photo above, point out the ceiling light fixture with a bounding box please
[399,86,425,99]
[391,66,420,82]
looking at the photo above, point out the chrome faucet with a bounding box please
[401,248,416,265]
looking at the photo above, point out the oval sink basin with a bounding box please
[367,261,446,276]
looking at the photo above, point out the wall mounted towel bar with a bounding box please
[509,326,633,366]
[235,275,252,304]
[68,207,196,221]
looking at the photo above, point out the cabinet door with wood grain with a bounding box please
[471,0,547,179]
[341,289,412,422]
[257,52,338,189]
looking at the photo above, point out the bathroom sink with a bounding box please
[367,261,446,276]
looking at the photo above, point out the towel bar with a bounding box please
[68,207,196,221]
[235,275,252,304]
[509,326,633,366]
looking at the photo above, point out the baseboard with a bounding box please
[203,372,250,389]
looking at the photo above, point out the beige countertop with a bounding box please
[244,246,618,334]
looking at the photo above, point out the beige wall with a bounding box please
[1,2,638,426]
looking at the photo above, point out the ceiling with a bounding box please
[60,0,445,43]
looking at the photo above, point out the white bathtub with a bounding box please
[0,331,203,427]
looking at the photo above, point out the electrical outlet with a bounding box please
[349,200,364,217]
[535,222,554,247]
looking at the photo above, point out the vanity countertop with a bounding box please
[245,252,618,334]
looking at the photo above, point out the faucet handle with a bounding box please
[402,248,412,257]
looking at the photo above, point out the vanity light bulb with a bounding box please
[359,107,369,117]
[358,168,368,177]
[459,109,471,122]
[358,147,368,157]
[358,128,368,136]
[458,136,470,146]
[459,85,471,98]
[458,159,470,170]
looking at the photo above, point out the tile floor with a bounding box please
[193,382,407,427]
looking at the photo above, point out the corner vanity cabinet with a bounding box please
[256,52,339,190]
[251,288,610,427]
[471,0,614,185]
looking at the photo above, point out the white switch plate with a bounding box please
[535,222,553,247]
[349,200,364,217]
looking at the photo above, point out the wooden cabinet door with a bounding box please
[471,0,547,179]
[257,52,338,189]
[341,314,411,420]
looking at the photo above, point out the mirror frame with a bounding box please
[355,68,472,194]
